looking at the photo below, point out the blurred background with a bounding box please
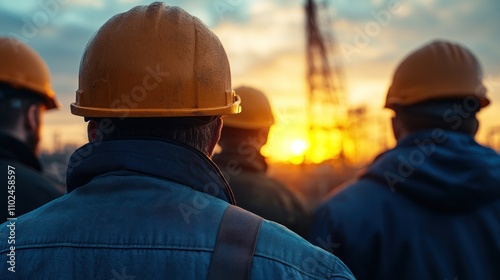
[2,0,499,206]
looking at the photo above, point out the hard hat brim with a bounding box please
[70,95,241,118]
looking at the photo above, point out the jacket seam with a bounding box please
[252,252,343,279]
[0,244,349,278]
[0,243,216,253]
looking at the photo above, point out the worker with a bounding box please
[0,37,64,223]
[308,40,500,279]
[214,86,309,236]
[0,3,354,279]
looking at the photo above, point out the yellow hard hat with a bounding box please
[71,2,240,118]
[0,37,59,109]
[224,86,274,129]
[385,40,489,109]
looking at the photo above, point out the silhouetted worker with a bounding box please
[214,86,309,236]
[0,37,64,223]
[0,3,354,279]
[309,40,500,280]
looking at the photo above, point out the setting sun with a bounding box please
[290,139,308,156]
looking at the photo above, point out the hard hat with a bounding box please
[0,37,59,109]
[224,86,274,129]
[385,40,489,109]
[71,2,240,118]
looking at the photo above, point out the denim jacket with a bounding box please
[1,139,353,279]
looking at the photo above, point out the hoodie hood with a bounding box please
[363,130,500,212]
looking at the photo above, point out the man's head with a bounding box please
[71,3,241,157]
[219,86,274,150]
[0,37,59,154]
[385,40,490,141]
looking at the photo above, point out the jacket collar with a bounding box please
[66,138,235,204]
[0,131,41,171]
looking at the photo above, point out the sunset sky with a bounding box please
[1,0,499,163]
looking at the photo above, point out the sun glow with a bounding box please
[290,139,308,156]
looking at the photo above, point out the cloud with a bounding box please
[1,0,500,150]
[70,0,105,8]
[214,1,305,76]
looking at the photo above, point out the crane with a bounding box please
[304,0,347,164]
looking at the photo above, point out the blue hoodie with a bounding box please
[309,130,500,280]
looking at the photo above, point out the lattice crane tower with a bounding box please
[305,0,346,164]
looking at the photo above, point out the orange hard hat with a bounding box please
[0,37,59,109]
[71,2,241,118]
[224,86,274,129]
[385,40,489,109]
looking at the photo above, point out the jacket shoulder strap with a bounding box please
[207,205,263,280]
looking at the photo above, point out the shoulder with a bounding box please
[309,176,396,242]
[231,170,295,197]
[253,220,354,279]
[1,159,61,190]
[0,160,64,211]
[320,176,389,213]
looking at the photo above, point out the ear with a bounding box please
[391,116,402,142]
[259,127,270,146]
[207,117,223,157]
[22,104,43,154]
[87,120,99,142]
[24,104,41,132]
[472,118,479,136]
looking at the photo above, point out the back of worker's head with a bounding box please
[219,86,274,150]
[70,3,241,156]
[0,37,58,153]
[385,40,489,140]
